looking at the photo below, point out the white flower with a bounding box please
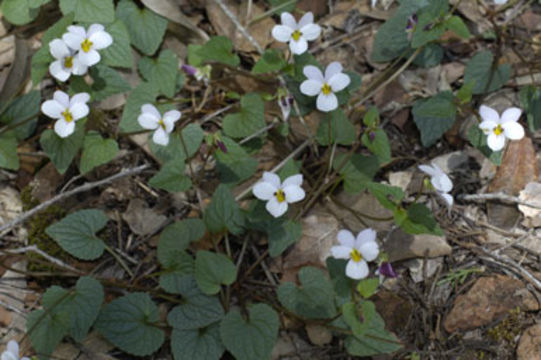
[63,24,113,67]
[494,0,507,4]
[48,39,87,81]
[271,12,321,55]
[418,163,453,207]
[331,229,380,280]
[253,172,305,218]
[300,62,350,112]
[41,90,90,138]
[479,105,524,152]
[371,0,378,7]
[137,104,181,146]
[1,340,30,360]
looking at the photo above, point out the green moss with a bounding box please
[487,307,522,343]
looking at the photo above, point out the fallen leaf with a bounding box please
[122,198,167,236]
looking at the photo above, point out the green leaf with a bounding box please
[2,0,49,25]
[277,159,301,180]
[363,106,380,127]
[170,323,224,360]
[342,301,375,336]
[179,123,205,158]
[139,49,179,98]
[268,220,302,257]
[204,184,245,234]
[0,90,40,140]
[277,267,337,319]
[464,51,510,95]
[119,81,159,133]
[116,0,168,55]
[333,154,379,194]
[397,203,443,235]
[215,137,257,185]
[223,93,265,138]
[45,209,108,260]
[95,293,165,356]
[59,0,114,23]
[365,182,404,211]
[468,125,502,165]
[149,161,192,192]
[79,131,119,174]
[356,278,380,299]
[31,14,74,84]
[326,257,353,304]
[267,0,297,13]
[197,36,240,66]
[195,250,237,295]
[0,135,19,170]
[70,65,131,102]
[167,277,224,329]
[159,251,195,294]
[252,49,286,74]
[316,108,356,146]
[362,129,391,164]
[40,120,86,174]
[27,309,70,360]
[456,81,475,104]
[412,91,457,147]
[520,85,541,131]
[220,303,279,360]
[101,20,133,68]
[445,15,471,39]
[412,43,444,68]
[149,124,203,164]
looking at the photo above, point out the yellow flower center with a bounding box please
[350,249,362,263]
[64,56,73,68]
[494,124,503,136]
[81,38,93,53]
[274,189,286,203]
[62,109,73,123]
[291,30,302,41]
[158,119,166,130]
[321,83,332,95]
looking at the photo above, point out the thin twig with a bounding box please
[460,192,541,211]
[0,164,149,235]
[1,245,81,274]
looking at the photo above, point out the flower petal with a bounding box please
[253,181,277,201]
[62,32,84,51]
[266,197,288,217]
[316,93,338,112]
[142,104,161,119]
[487,133,505,151]
[300,79,322,96]
[53,90,70,108]
[71,92,90,105]
[87,23,105,37]
[418,164,437,177]
[358,241,379,261]
[479,120,497,134]
[303,65,324,82]
[283,185,305,203]
[329,73,351,92]
[271,25,293,42]
[355,228,376,247]
[337,229,355,247]
[49,39,70,59]
[77,49,101,66]
[501,107,522,123]
[289,38,308,55]
[280,12,297,29]
[54,119,76,138]
[282,174,303,187]
[439,193,454,207]
[502,121,525,140]
[163,110,181,132]
[325,62,343,80]
[41,100,64,119]
[300,23,321,40]
[3,353,18,360]
[345,260,369,280]
[153,127,170,146]
[331,245,352,259]
[69,102,89,120]
[7,340,18,356]
[432,173,453,193]
[138,113,159,130]
[262,171,281,188]
[89,30,113,50]
[67,25,86,38]
[479,105,500,123]
[71,58,88,75]
[49,61,70,82]
[298,12,314,28]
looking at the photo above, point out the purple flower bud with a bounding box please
[406,14,418,31]
[378,262,398,278]
[181,64,198,76]
[216,140,228,153]
[368,131,376,142]
[278,94,293,121]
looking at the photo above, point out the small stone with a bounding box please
[305,324,332,346]
[517,323,541,360]
[384,229,452,262]
[444,275,539,333]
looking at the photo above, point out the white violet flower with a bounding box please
[300,62,351,112]
[271,12,321,55]
[48,39,87,81]
[63,24,113,67]
[253,172,305,218]
[418,163,453,207]
[137,104,181,146]
[1,340,30,360]
[41,90,90,138]
[331,228,380,280]
[479,105,524,152]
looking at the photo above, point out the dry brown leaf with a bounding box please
[122,198,167,236]
[487,137,538,228]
